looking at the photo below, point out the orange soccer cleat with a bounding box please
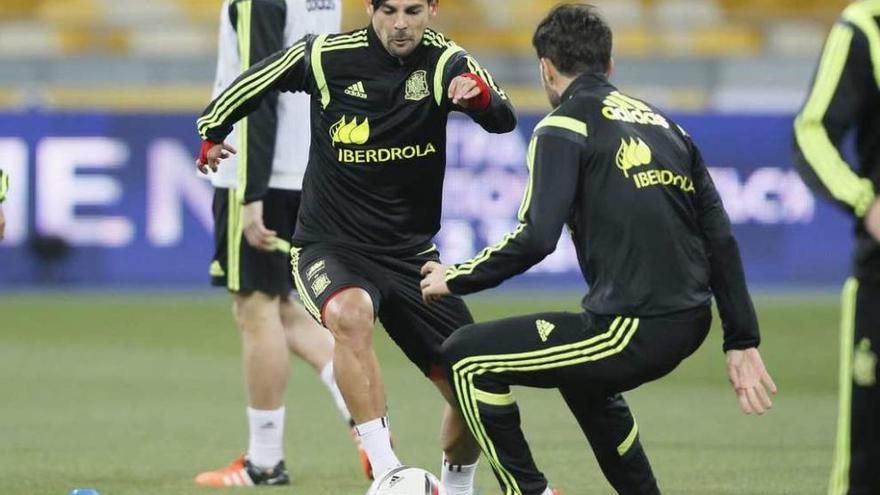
[193,455,289,487]
[351,427,375,480]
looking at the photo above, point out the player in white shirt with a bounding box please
[194,0,364,487]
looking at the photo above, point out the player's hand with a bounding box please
[865,196,880,243]
[448,74,486,110]
[726,347,777,415]
[420,261,451,304]
[242,200,278,252]
[0,206,5,242]
[196,140,237,175]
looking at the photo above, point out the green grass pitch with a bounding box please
[0,291,841,494]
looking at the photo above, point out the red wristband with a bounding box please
[461,72,491,112]
[198,139,219,164]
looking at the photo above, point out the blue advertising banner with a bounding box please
[0,111,853,288]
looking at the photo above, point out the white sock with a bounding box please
[441,457,478,495]
[247,406,285,469]
[541,487,554,495]
[320,361,353,425]
[355,416,400,477]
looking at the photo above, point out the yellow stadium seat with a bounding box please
[36,0,103,26]
[0,0,40,20]
[175,0,224,25]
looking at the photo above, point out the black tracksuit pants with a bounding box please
[442,305,712,495]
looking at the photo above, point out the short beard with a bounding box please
[385,40,415,59]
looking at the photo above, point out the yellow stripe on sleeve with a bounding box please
[794,23,875,216]
[535,115,588,137]
[311,34,331,109]
[434,45,465,106]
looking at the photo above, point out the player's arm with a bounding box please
[231,0,286,204]
[689,138,776,414]
[444,52,516,133]
[196,33,315,171]
[793,13,875,218]
[690,139,759,352]
[427,119,585,297]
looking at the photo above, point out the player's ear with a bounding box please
[364,0,375,16]
[428,0,438,18]
[539,57,556,84]
[606,58,615,79]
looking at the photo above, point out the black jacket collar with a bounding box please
[561,72,612,101]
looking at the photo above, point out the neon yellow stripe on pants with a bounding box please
[829,278,858,495]
[227,189,242,291]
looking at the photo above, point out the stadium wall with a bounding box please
[0,111,852,288]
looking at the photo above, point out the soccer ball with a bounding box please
[366,466,446,495]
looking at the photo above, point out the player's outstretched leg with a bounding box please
[195,292,290,487]
[442,318,558,495]
[559,390,659,494]
[324,288,401,480]
[279,298,369,476]
[280,298,352,423]
[441,310,687,495]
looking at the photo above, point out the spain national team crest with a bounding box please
[405,70,430,101]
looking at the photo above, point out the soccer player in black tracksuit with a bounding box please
[195,0,516,492]
[420,6,777,495]
[793,2,880,493]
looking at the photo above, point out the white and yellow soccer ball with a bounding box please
[366,466,446,495]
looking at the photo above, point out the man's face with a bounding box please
[369,0,436,59]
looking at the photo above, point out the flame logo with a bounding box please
[330,116,370,145]
[615,137,652,178]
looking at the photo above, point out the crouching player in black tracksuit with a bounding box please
[420,5,777,495]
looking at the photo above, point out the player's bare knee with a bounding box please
[324,289,374,352]
[330,313,373,352]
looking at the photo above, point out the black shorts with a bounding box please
[211,188,300,295]
[291,242,474,378]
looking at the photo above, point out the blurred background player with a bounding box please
[421,4,776,495]
[196,0,516,492]
[193,0,359,487]
[0,169,7,241]
[793,1,880,493]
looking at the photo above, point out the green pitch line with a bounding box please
[0,292,840,494]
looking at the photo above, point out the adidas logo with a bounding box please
[536,319,555,342]
[344,81,368,99]
[601,90,669,129]
[259,421,276,429]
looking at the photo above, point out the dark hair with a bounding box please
[372,0,435,8]
[532,3,612,76]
